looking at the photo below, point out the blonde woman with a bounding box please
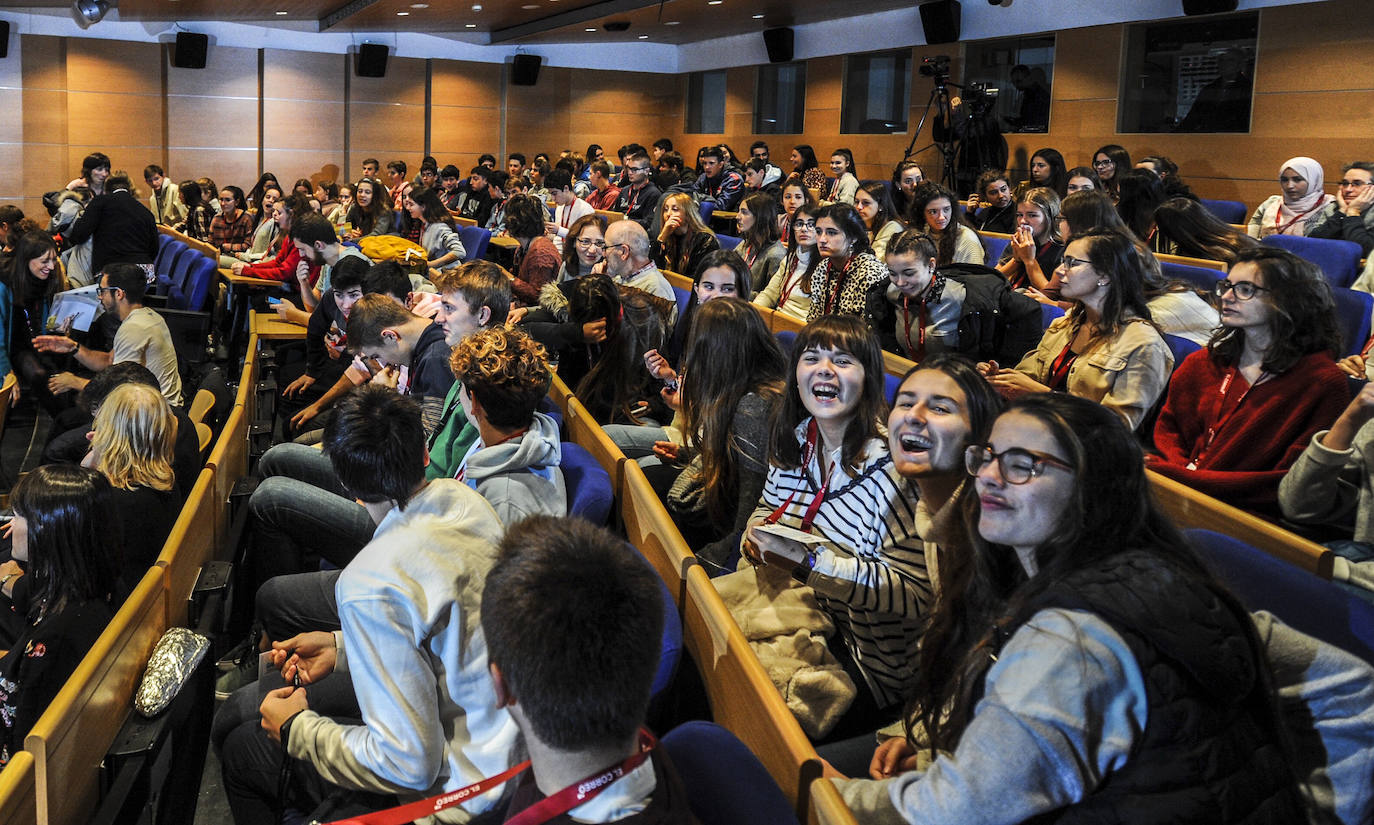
[995,186,1065,292]
[652,192,720,277]
[83,382,180,576]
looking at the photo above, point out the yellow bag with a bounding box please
[356,235,428,267]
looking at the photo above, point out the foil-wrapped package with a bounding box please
[135,627,211,717]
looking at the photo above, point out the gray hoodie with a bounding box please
[464,410,567,526]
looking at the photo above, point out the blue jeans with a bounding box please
[249,444,376,579]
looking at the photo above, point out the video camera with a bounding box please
[964,81,1000,114]
[918,55,951,81]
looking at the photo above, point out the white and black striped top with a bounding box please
[751,423,929,709]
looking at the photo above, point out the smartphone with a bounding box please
[267,296,283,306]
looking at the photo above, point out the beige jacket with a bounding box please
[1014,312,1174,430]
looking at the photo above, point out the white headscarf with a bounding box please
[1279,156,1329,214]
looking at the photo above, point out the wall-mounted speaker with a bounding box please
[355,43,389,78]
[1182,0,1239,14]
[511,54,542,86]
[172,32,208,69]
[763,28,793,63]
[920,0,962,45]
[0,22,9,60]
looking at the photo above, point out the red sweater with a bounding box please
[242,237,319,284]
[511,235,561,306]
[1151,349,1349,516]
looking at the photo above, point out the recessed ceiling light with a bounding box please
[465,22,477,27]
[275,9,287,14]
[752,12,764,17]
[584,27,596,31]
[665,20,679,24]
[410,2,428,7]
[707,1,722,4]
[471,3,482,10]
[521,3,539,7]
[396,11,409,15]
[639,34,649,38]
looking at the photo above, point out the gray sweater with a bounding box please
[463,411,567,527]
[1279,426,1374,542]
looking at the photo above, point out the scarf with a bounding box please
[1278,156,1330,220]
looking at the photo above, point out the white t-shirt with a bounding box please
[112,306,183,407]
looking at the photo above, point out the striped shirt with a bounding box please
[751,423,929,708]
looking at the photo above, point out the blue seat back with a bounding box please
[1262,234,1364,288]
[458,225,491,262]
[774,329,797,358]
[1162,333,1202,368]
[661,721,800,825]
[1160,260,1221,292]
[1331,286,1373,357]
[1040,302,1065,329]
[716,233,742,251]
[672,285,691,319]
[884,371,902,405]
[652,575,682,699]
[155,240,188,282]
[1199,198,1247,224]
[153,245,190,297]
[698,200,714,224]
[560,442,613,526]
[177,254,218,312]
[981,233,1011,264]
[1185,529,1374,665]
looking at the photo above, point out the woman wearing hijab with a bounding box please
[1247,157,1335,238]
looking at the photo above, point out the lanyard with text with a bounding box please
[324,731,656,825]
[778,258,804,307]
[823,257,854,316]
[764,419,830,533]
[901,295,928,361]
[1046,340,1077,391]
[1273,202,1323,236]
[1186,368,1269,470]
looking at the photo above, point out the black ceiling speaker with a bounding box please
[1182,0,1239,13]
[920,0,962,45]
[355,43,388,78]
[763,27,793,63]
[511,54,542,86]
[0,22,9,59]
[172,32,208,69]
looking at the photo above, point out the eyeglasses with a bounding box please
[604,242,630,254]
[575,238,607,249]
[792,219,817,230]
[627,166,650,173]
[964,445,1074,484]
[1092,159,1114,168]
[96,286,120,295]
[1061,255,1090,269]
[1338,180,1373,188]
[1213,279,1270,300]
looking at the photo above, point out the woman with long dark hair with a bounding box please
[826,148,860,205]
[174,177,214,242]
[982,230,1173,430]
[1150,247,1347,515]
[778,177,815,242]
[246,172,280,216]
[504,194,560,306]
[805,203,891,322]
[890,160,924,221]
[344,177,393,239]
[3,231,67,408]
[1093,143,1132,201]
[734,192,786,291]
[0,465,121,770]
[1115,169,1168,251]
[1154,196,1260,264]
[854,181,906,260]
[909,182,985,267]
[1019,147,1068,199]
[755,203,820,321]
[399,187,465,271]
[743,315,927,734]
[576,278,675,427]
[836,392,1306,822]
[1065,165,1102,194]
[791,144,827,191]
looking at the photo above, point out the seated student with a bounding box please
[1017,147,1069,200]
[506,194,561,307]
[1152,196,1260,265]
[1065,165,1102,194]
[1307,161,1374,257]
[398,187,465,273]
[34,262,184,408]
[742,316,927,736]
[908,182,986,267]
[3,231,69,411]
[225,185,281,267]
[1115,169,1169,253]
[229,193,317,284]
[482,516,694,823]
[584,159,622,211]
[275,255,371,434]
[577,283,675,428]
[217,386,520,825]
[754,203,820,321]
[823,149,860,206]
[173,177,214,242]
[1247,157,1335,239]
[653,192,720,279]
[646,298,785,571]
[854,181,906,261]
[865,230,1042,366]
[805,203,891,322]
[41,362,201,500]
[612,151,663,232]
[964,170,1017,234]
[1283,381,1374,554]
[694,145,746,212]
[556,213,608,282]
[437,164,464,211]
[209,186,256,259]
[546,168,594,252]
[1151,247,1348,516]
[0,465,121,771]
[836,393,1308,823]
[82,382,181,578]
[734,193,786,292]
[346,293,455,437]
[980,230,1173,431]
[344,178,392,240]
[455,165,496,226]
[994,186,1064,292]
[447,326,565,526]
[744,157,783,202]
[889,160,924,223]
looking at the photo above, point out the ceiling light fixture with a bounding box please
[471,3,482,10]
[584,27,596,31]
[521,3,539,7]
[396,10,409,15]
[707,1,722,4]
[410,2,429,6]
[70,0,111,29]
[465,23,477,27]
[276,9,288,14]
[638,34,648,38]
[752,13,763,17]
[665,20,679,24]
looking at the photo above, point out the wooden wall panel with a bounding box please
[430,59,501,168]
[262,50,344,186]
[167,148,260,196]
[166,43,259,190]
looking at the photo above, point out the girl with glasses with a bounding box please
[980,230,1172,430]
[836,392,1307,823]
[1092,144,1131,201]
[1246,157,1335,239]
[755,203,820,321]
[1150,247,1347,517]
[556,213,608,283]
[778,177,815,242]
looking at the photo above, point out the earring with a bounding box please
[1097,280,1108,287]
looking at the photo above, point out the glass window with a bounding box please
[754,63,806,134]
[962,34,1056,133]
[841,49,911,134]
[1118,12,1258,133]
[685,70,726,134]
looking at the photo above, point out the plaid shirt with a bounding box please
[179,204,215,242]
[210,209,256,253]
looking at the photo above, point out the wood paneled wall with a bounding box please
[673,0,1374,210]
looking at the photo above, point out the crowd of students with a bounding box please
[0,137,1372,825]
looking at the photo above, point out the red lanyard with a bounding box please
[1046,340,1077,390]
[1361,332,1374,359]
[778,258,804,306]
[901,295,928,361]
[1273,201,1322,235]
[326,732,656,825]
[742,244,758,267]
[823,257,854,315]
[1186,368,1268,470]
[765,420,831,533]
[559,204,573,229]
